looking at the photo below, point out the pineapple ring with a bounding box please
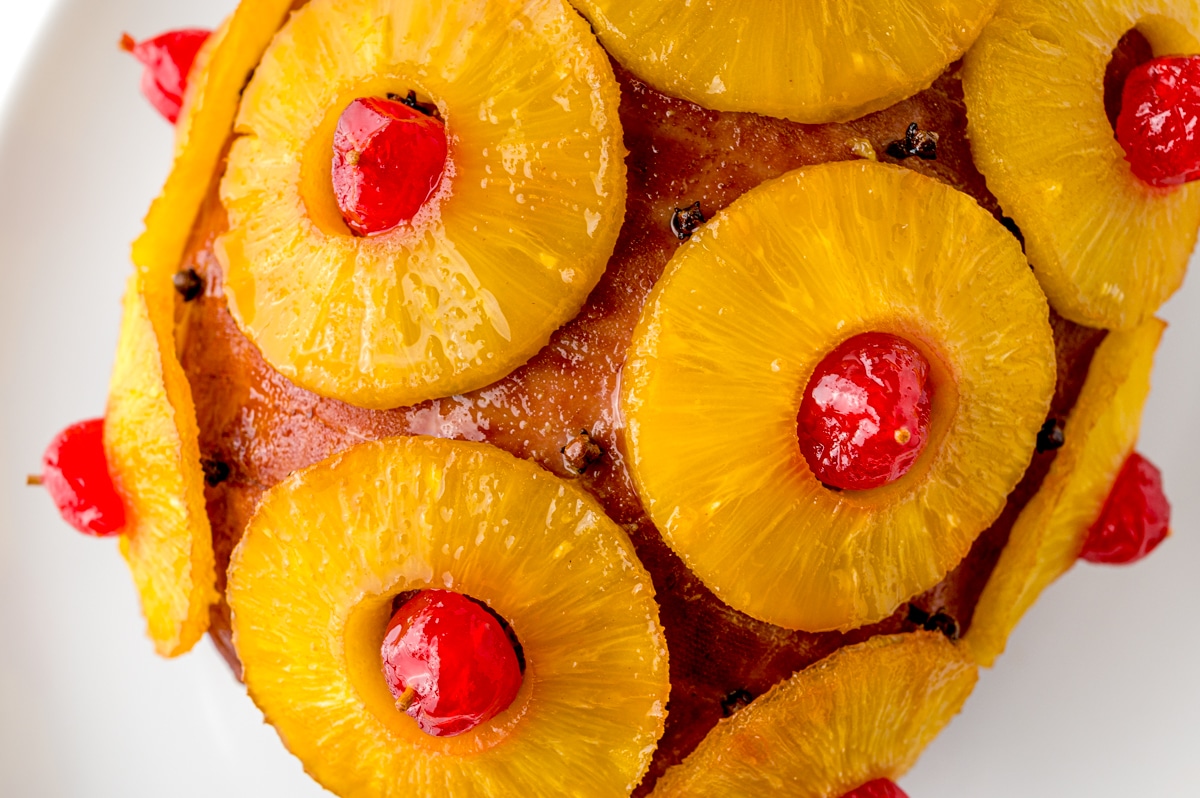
[569,0,999,123]
[106,0,291,656]
[105,272,218,657]
[650,632,978,797]
[622,161,1056,633]
[966,319,1164,667]
[228,437,669,796]
[134,0,294,279]
[217,0,627,410]
[963,0,1200,331]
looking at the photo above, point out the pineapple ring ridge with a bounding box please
[105,272,217,657]
[217,0,627,410]
[570,0,1000,123]
[109,0,297,656]
[965,319,1165,667]
[228,437,670,796]
[621,161,1057,633]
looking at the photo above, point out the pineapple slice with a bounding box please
[217,0,627,410]
[570,0,999,123]
[650,633,978,797]
[963,0,1200,330]
[105,0,291,655]
[622,161,1056,633]
[227,436,669,796]
[105,272,218,657]
[133,0,295,279]
[172,18,223,155]
[965,319,1164,667]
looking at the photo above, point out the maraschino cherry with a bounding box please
[797,332,934,491]
[33,418,125,537]
[380,589,522,737]
[1079,452,1170,564]
[120,29,211,124]
[332,96,448,236]
[841,780,909,798]
[1116,55,1200,186]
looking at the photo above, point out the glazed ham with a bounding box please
[177,63,1103,791]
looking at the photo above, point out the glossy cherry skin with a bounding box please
[797,332,934,491]
[380,589,522,737]
[1116,55,1200,187]
[332,97,448,236]
[1080,452,1170,564]
[120,29,211,124]
[841,780,909,798]
[40,418,125,537]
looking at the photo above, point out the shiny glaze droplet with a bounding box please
[380,589,522,737]
[797,332,933,491]
[1080,452,1170,564]
[39,418,125,537]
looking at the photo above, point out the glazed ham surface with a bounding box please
[177,62,1103,791]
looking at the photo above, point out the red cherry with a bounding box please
[797,332,934,491]
[380,589,522,737]
[120,29,211,125]
[841,780,909,798]
[1079,452,1170,564]
[1115,55,1200,187]
[38,418,125,537]
[331,97,448,236]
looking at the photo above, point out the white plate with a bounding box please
[0,2,1196,796]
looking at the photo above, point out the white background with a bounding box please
[0,1,1197,796]
[0,4,57,115]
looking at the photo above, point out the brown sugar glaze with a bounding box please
[177,62,1107,791]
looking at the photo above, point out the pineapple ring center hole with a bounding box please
[1104,18,1200,138]
[795,327,958,503]
[389,589,527,674]
[299,82,452,240]
[343,586,531,754]
[796,332,935,492]
[1104,29,1156,136]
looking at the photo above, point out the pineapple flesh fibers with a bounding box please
[963,0,1200,330]
[966,319,1165,667]
[217,0,627,410]
[650,633,978,798]
[570,0,999,123]
[228,437,669,797]
[622,161,1056,633]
